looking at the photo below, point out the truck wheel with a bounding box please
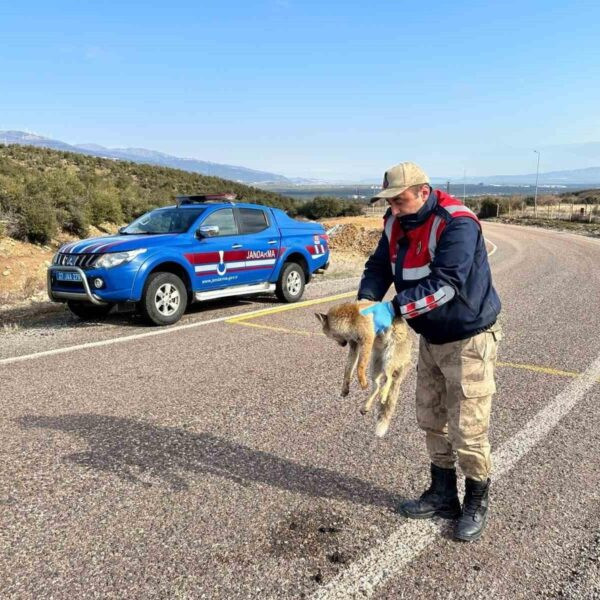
[67,301,113,321]
[276,262,305,303]
[141,272,188,326]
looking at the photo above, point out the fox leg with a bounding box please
[376,365,409,437]
[356,331,374,390]
[361,372,385,415]
[379,370,395,405]
[341,341,359,397]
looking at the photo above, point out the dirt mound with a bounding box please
[328,224,382,256]
[322,215,385,229]
[0,238,53,306]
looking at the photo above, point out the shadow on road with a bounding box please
[0,294,276,332]
[17,414,402,510]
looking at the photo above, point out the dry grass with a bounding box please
[21,275,44,298]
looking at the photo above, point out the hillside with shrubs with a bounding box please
[0,145,364,245]
[0,144,303,244]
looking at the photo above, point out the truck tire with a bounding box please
[140,272,188,326]
[67,301,113,321]
[276,262,305,303]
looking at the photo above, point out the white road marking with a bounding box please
[311,352,600,600]
[486,238,498,257]
[0,313,249,366]
[0,296,342,367]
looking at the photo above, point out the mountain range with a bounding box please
[2,130,600,186]
[0,130,299,185]
[444,167,600,186]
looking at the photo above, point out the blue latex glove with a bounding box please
[360,301,395,334]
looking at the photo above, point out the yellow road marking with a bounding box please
[496,361,600,382]
[226,291,599,384]
[225,291,356,323]
[496,361,579,378]
[230,320,599,384]
[232,321,324,336]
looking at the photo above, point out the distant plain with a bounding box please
[259,183,592,202]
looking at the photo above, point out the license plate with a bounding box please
[56,271,82,282]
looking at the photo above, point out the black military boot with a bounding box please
[399,463,462,520]
[454,478,490,542]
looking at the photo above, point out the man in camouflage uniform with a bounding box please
[359,162,502,541]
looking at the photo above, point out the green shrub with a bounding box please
[478,198,507,219]
[67,204,90,236]
[340,201,364,217]
[0,175,25,214]
[20,198,57,243]
[57,203,90,237]
[297,196,363,220]
[44,171,86,209]
[88,186,124,226]
[464,198,480,212]
[119,186,147,222]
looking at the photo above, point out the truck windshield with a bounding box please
[122,208,206,234]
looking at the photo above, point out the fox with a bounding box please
[315,301,413,437]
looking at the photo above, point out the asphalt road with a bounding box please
[1,222,599,599]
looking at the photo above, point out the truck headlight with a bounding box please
[93,248,147,269]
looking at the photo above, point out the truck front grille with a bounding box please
[54,253,97,268]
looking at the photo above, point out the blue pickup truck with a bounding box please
[47,194,330,325]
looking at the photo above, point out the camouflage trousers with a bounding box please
[415,324,502,481]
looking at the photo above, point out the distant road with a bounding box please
[2,222,600,599]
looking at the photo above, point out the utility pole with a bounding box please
[463,169,466,202]
[446,180,450,194]
[533,150,540,218]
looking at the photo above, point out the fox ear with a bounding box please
[315,313,328,325]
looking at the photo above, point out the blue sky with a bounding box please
[1,0,599,181]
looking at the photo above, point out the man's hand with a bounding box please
[360,301,395,334]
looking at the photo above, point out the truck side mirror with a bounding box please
[196,225,220,239]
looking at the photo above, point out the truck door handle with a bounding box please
[268,240,278,245]
[231,244,243,249]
